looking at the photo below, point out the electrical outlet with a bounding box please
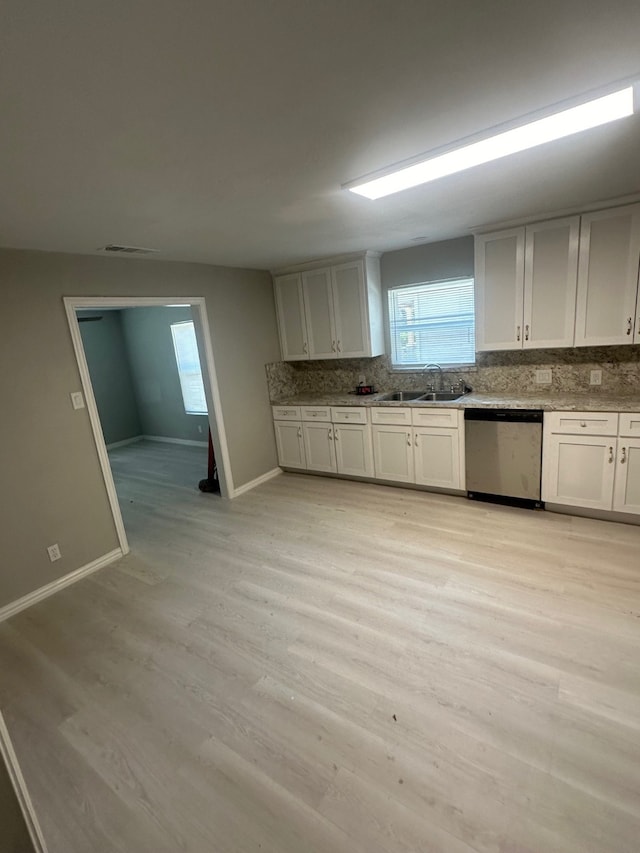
[70,391,85,409]
[47,544,61,562]
[590,369,602,386]
[535,369,552,384]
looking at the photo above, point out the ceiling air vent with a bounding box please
[98,244,159,255]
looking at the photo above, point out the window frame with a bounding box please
[386,276,476,370]
[170,320,209,415]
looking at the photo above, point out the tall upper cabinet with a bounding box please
[273,253,384,361]
[574,203,640,346]
[475,216,580,351]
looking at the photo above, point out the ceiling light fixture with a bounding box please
[346,86,635,200]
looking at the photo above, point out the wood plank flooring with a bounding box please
[1,440,640,852]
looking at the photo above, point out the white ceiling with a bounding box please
[2,0,640,270]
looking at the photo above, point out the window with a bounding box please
[170,321,208,414]
[388,277,475,367]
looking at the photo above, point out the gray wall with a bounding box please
[0,248,280,610]
[78,310,142,445]
[120,306,208,442]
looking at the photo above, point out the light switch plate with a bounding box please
[70,391,85,409]
[590,369,602,385]
[535,369,552,384]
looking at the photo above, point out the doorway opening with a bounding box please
[64,297,232,556]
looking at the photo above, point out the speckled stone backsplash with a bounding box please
[266,346,640,400]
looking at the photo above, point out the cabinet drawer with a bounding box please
[331,407,368,424]
[545,411,618,435]
[301,406,331,421]
[412,407,460,428]
[272,405,301,420]
[619,413,640,437]
[370,406,413,426]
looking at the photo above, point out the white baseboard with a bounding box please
[231,467,281,498]
[0,548,123,623]
[143,435,208,448]
[106,435,143,450]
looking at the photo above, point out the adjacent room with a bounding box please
[1,2,639,852]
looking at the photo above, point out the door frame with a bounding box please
[64,296,233,556]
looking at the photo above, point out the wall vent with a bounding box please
[98,244,159,255]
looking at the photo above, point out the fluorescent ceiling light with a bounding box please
[347,86,635,199]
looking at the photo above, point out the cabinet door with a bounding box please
[302,268,336,358]
[475,228,525,351]
[334,423,374,477]
[542,434,615,509]
[413,428,461,489]
[302,422,337,473]
[274,421,306,468]
[372,425,414,483]
[523,217,579,348]
[575,204,640,346]
[273,274,309,360]
[331,261,369,357]
[613,437,640,515]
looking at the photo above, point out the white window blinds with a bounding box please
[170,321,208,415]
[388,277,475,367]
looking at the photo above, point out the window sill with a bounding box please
[390,364,477,373]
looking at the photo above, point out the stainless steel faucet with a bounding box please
[423,363,444,391]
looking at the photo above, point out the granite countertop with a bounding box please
[272,391,640,412]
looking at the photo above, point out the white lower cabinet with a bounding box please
[274,421,306,469]
[542,434,616,510]
[372,425,414,483]
[302,422,337,473]
[542,412,640,516]
[414,428,461,489]
[334,423,374,477]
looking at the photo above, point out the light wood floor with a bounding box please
[1,441,640,852]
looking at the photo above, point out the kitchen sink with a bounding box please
[374,390,426,401]
[419,392,465,401]
[375,390,465,402]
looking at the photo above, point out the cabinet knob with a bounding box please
[621,446,627,463]
[627,317,633,335]
[608,446,614,463]
[337,340,341,352]
[516,325,521,342]
[525,324,529,341]
[303,341,308,353]
[580,421,586,428]
[332,340,336,352]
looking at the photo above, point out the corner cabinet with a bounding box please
[273,254,384,361]
[475,216,580,351]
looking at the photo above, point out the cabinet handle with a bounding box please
[621,446,627,463]
[627,317,633,335]
[337,340,341,352]
[328,427,333,441]
[516,325,521,341]
[297,427,302,439]
[608,446,614,463]
[414,434,418,446]
[525,324,529,341]
[334,429,339,441]
[580,421,586,428]
[332,340,336,352]
[407,433,412,446]
[303,341,308,354]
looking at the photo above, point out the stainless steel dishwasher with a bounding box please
[464,409,544,508]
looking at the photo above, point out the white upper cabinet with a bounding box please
[302,268,335,358]
[475,217,579,351]
[574,204,640,346]
[475,228,524,351]
[273,254,384,361]
[273,273,309,360]
[523,217,580,349]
